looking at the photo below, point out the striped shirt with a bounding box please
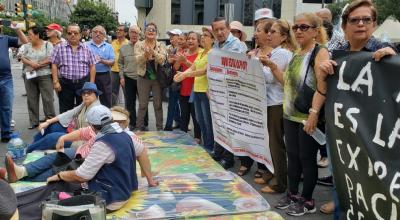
[76,129,145,180]
[75,126,96,158]
[51,42,97,80]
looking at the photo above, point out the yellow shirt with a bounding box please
[111,38,129,72]
[193,49,211,92]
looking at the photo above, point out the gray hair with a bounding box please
[92,25,106,35]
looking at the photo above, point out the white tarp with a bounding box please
[207,49,274,172]
[373,17,400,43]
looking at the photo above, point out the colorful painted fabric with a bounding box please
[107,171,270,219]
[135,130,198,148]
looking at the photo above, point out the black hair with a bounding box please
[322,20,333,40]
[29,26,46,40]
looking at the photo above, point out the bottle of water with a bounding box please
[302,121,326,145]
[7,133,27,164]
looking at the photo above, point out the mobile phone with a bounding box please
[0,20,12,27]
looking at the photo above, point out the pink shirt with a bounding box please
[75,127,96,158]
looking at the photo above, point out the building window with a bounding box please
[193,0,204,25]
[171,0,180,24]
[243,0,255,26]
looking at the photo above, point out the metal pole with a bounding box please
[22,0,28,30]
[322,0,325,8]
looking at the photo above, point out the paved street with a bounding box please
[0,58,333,219]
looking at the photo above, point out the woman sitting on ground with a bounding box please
[26,82,101,153]
[3,106,157,187]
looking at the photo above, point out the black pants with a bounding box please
[17,182,81,220]
[58,76,89,113]
[179,95,201,139]
[284,119,319,200]
[124,76,148,129]
[213,143,234,163]
[95,72,112,108]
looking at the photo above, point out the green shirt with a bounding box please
[283,50,317,123]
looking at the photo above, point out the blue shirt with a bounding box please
[213,33,247,53]
[0,35,18,79]
[87,40,115,72]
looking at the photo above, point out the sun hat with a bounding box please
[166,28,183,36]
[230,21,247,41]
[86,105,112,126]
[201,26,214,37]
[76,82,102,96]
[111,110,128,121]
[254,8,275,22]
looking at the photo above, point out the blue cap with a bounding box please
[76,82,102,96]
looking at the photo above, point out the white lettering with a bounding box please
[334,103,345,129]
[371,193,386,220]
[390,203,397,220]
[338,61,351,90]
[351,61,373,96]
[347,108,360,133]
[356,183,369,211]
[336,139,346,165]
[347,204,354,220]
[368,157,373,177]
[345,173,354,200]
[388,118,400,149]
[390,172,400,203]
[373,114,386,147]
[358,212,365,220]
[396,92,400,103]
[348,144,360,171]
[374,161,387,179]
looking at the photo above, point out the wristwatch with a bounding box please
[309,108,318,114]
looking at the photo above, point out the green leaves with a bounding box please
[69,0,118,34]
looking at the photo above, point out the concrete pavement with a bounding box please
[0,58,333,219]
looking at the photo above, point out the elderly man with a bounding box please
[87,25,115,108]
[0,21,28,142]
[51,24,97,113]
[45,23,63,46]
[111,25,129,106]
[210,17,247,169]
[316,8,346,51]
[119,25,148,129]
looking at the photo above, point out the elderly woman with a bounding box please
[26,82,101,153]
[174,27,214,152]
[243,19,296,195]
[21,26,55,129]
[134,22,167,131]
[262,12,330,216]
[318,0,397,218]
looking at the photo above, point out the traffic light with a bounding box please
[26,4,33,18]
[15,2,23,16]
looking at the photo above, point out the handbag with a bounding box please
[294,45,321,114]
[52,152,84,174]
[42,192,106,220]
[156,58,174,88]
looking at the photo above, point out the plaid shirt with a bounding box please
[51,42,97,80]
[338,36,397,52]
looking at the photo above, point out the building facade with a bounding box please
[136,0,281,41]
[3,0,71,21]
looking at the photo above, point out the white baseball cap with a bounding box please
[86,105,112,126]
[166,28,183,36]
[254,8,275,22]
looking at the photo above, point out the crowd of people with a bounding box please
[0,0,398,218]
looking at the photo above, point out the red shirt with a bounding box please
[180,52,199,96]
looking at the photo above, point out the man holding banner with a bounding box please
[319,1,398,219]
[209,17,248,169]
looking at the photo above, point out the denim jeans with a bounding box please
[0,77,13,139]
[24,148,76,182]
[165,87,181,129]
[27,123,72,153]
[194,92,214,151]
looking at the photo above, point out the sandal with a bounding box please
[261,185,285,194]
[254,169,264,178]
[254,173,274,185]
[237,166,250,176]
[320,200,335,214]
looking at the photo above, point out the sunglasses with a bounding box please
[116,29,125,32]
[292,24,315,32]
[82,90,95,96]
[347,16,374,25]
[146,28,157,32]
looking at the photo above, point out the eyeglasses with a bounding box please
[67,32,80,36]
[82,91,94,96]
[292,24,315,32]
[268,29,281,35]
[347,16,374,25]
[146,28,157,32]
[116,29,125,32]
[92,30,104,35]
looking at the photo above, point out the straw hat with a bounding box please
[230,21,247,41]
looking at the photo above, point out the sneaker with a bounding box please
[286,197,316,216]
[10,120,15,127]
[317,175,333,186]
[275,192,299,210]
[317,157,329,168]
